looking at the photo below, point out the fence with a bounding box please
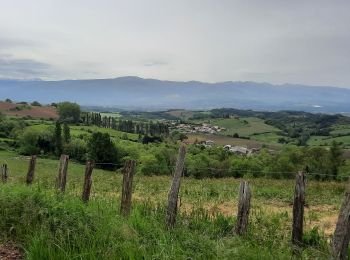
[1,146,350,259]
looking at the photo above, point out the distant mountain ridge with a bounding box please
[0,76,350,112]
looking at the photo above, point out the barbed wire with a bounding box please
[1,155,350,180]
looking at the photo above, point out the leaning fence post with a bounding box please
[26,155,36,185]
[235,180,251,235]
[292,171,306,247]
[1,164,8,183]
[166,145,186,229]
[82,161,94,203]
[120,160,136,216]
[56,154,69,192]
[332,181,350,259]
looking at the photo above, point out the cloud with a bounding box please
[144,61,168,67]
[0,37,39,49]
[0,55,52,79]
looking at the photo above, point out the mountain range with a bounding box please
[1,76,350,112]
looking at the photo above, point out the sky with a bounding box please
[0,0,350,87]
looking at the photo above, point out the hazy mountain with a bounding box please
[1,76,350,112]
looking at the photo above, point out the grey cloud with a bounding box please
[144,61,168,67]
[0,37,39,49]
[0,55,51,79]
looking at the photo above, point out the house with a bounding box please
[200,140,215,148]
[229,146,249,155]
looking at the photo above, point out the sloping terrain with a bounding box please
[0,102,58,119]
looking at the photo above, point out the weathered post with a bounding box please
[26,155,36,185]
[120,160,136,216]
[234,180,251,235]
[82,161,94,203]
[56,154,69,192]
[1,164,8,183]
[166,145,186,229]
[292,171,306,247]
[332,181,350,259]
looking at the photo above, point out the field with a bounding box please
[26,122,140,142]
[0,101,58,119]
[0,149,347,259]
[2,107,350,258]
[189,117,281,143]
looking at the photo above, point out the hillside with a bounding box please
[0,101,58,119]
[1,77,350,112]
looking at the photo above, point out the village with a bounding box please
[171,122,225,134]
[200,140,260,156]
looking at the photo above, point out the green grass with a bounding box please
[70,125,139,141]
[23,123,140,142]
[308,135,350,148]
[190,117,280,138]
[99,112,121,118]
[249,132,282,143]
[0,150,346,259]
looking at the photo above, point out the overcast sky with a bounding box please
[0,0,349,87]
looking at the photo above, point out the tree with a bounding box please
[5,98,12,103]
[63,123,71,143]
[55,121,63,156]
[57,102,81,123]
[329,141,344,179]
[63,139,87,162]
[18,128,40,155]
[31,101,42,106]
[87,132,119,169]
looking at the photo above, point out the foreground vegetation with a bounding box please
[0,150,347,259]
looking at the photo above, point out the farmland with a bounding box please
[0,149,346,259]
[0,101,58,119]
[2,103,350,258]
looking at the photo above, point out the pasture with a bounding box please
[0,149,347,259]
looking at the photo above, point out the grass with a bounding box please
[308,135,350,148]
[186,133,282,150]
[70,125,139,141]
[190,117,280,138]
[0,150,347,259]
[24,123,140,142]
[99,112,121,118]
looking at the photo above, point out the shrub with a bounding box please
[87,132,119,169]
[64,139,87,162]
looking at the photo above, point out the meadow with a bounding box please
[0,149,347,259]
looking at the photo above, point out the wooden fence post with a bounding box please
[234,180,251,235]
[332,182,350,259]
[26,155,36,185]
[1,164,8,183]
[82,161,94,203]
[292,171,306,247]
[56,154,69,192]
[120,160,136,216]
[166,145,186,229]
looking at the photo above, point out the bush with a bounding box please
[58,102,81,123]
[31,101,42,106]
[18,128,40,155]
[64,139,87,162]
[88,132,119,169]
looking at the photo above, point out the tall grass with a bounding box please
[0,184,332,259]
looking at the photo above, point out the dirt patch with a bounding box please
[0,243,23,260]
[0,101,58,119]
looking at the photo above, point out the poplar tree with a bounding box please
[55,121,63,156]
[63,123,71,144]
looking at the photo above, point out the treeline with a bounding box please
[81,112,169,136]
[140,142,346,180]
